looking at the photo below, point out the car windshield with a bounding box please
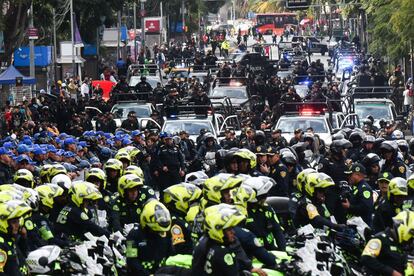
[170,71,189,78]
[277,117,329,133]
[129,77,160,88]
[211,87,247,99]
[354,103,392,121]
[111,105,152,118]
[163,121,214,135]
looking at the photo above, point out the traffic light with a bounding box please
[286,0,311,10]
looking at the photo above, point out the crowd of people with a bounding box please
[0,29,413,276]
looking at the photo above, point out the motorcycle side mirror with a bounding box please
[38,256,49,267]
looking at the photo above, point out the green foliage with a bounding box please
[357,0,414,61]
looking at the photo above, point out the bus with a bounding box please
[254,13,298,36]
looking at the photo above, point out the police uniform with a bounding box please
[294,197,341,230]
[54,203,109,240]
[23,217,45,251]
[0,235,28,276]
[192,236,240,276]
[234,227,277,268]
[268,160,288,197]
[239,138,255,151]
[157,144,185,190]
[348,179,374,226]
[269,137,288,149]
[110,186,156,232]
[373,198,403,233]
[220,137,239,150]
[126,225,172,275]
[319,156,349,224]
[361,229,406,275]
[382,158,407,178]
[245,204,286,251]
[0,162,13,184]
[31,212,69,248]
[170,211,193,255]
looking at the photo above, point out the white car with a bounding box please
[275,115,333,147]
[86,102,156,130]
[161,114,241,143]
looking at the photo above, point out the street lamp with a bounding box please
[140,0,147,62]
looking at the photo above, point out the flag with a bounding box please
[73,13,84,47]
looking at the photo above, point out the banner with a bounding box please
[145,18,161,34]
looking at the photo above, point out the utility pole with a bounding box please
[141,0,146,55]
[160,1,163,44]
[133,2,137,62]
[70,0,75,77]
[53,8,57,84]
[117,10,121,59]
[181,0,185,38]
[29,2,35,78]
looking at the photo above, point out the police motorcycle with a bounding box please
[26,232,127,275]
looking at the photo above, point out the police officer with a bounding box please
[104,159,123,194]
[362,153,381,189]
[155,134,185,193]
[294,172,345,231]
[54,181,109,241]
[347,131,365,162]
[232,185,280,269]
[220,129,239,149]
[33,184,69,247]
[13,169,35,188]
[163,183,201,254]
[239,128,256,151]
[0,147,13,184]
[361,210,414,276]
[135,76,152,94]
[234,148,262,177]
[121,111,139,131]
[373,177,408,233]
[268,129,288,149]
[342,163,374,226]
[266,147,288,197]
[126,199,172,275]
[397,139,414,166]
[85,168,113,220]
[191,174,243,243]
[110,174,156,232]
[192,204,263,276]
[0,200,32,276]
[243,176,286,251]
[380,141,407,178]
[319,138,352,224]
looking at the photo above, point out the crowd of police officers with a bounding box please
[0,32,413,276]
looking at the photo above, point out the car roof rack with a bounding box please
[213,77,249,87]
[111,92,152,103]
[161,99,215,119]
[348,86,394,99]
[127,64,161,77]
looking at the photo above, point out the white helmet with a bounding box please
[185,171,209,186]
[51,174,72,190]
[243,176,275,202]
[393,130,404,140]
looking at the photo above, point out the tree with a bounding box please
[0,0,32,63]
[248,0,286,13]
[352,0,414,62]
